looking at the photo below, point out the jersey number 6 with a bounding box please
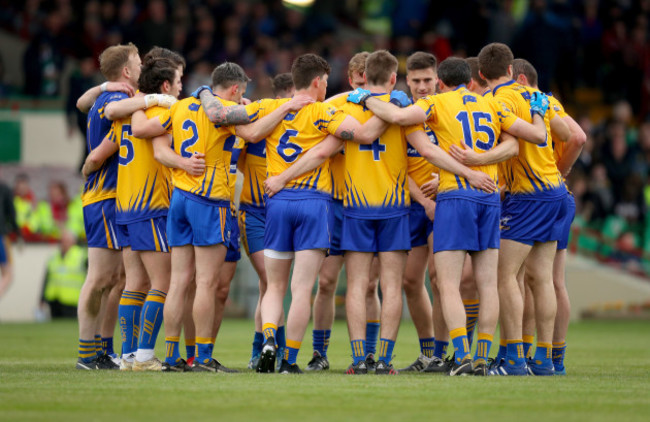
[277,129,302,163]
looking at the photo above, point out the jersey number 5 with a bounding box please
[277,129,302,163]
[119,124,134,166]
[456,111,496,151]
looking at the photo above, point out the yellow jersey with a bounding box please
[325,94,348,201]
[264,101,346,199]
[548,93,569,165]
[407,122,440,188]
[165,96,237,204]
[492,80,565,199]
[110,106,173,224]
[339,94,410,217]
[413,85,517,204]
[227,136,245,212]
[82,91,129,206]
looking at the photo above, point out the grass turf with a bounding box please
[0,319,648,422]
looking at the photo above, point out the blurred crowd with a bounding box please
[0,0,649,272]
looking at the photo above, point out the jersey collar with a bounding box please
[492,79,515,95]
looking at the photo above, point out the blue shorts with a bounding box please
[264,197,330,252]
[433,198,500,253]
[117,216,169,252]
[329,199,344,256]
[83,199,120,249]
[409,203,433,248]
[500,195,565,245]
[167,189,230,247]
[557,193,576,250]
[0,236,9,265]
[239,207,265,256]
[226,211,241,262]
[341,214,410,253]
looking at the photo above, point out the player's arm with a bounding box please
[82,135,119,178]
[449,132,519,166]
[76,82,135,113]
[408,176,436,221]
[198,89,253,126]
[264,135,343,197]
[407,128,497,193]
[550,114,571,143]
[131,108,169,139]
[235,95,313,143]
[364,98,427,126]
[152,134,206,176]
[104,93,175,121]
[330,115,389,145]
[555,115,587,177]
[503,114,548,144]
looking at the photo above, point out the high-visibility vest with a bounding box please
[13,197,34,231]
[43,245,87,306]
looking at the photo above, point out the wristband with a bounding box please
[100,82,108,92]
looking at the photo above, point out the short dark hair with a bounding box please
[437,57,471,87]
[512,58,538,87]
[477,42,514,80]
[406,51,437,72]
[142,46,186,69]
[211,62,250,89]
[466,57,487,88]
[365,50,398,85]
[291,54,330,90]
[271,73,294,97]
[138,58,177,94]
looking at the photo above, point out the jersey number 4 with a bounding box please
[456,111,496,151]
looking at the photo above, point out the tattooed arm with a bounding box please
[331,115,389,144]
[199,90,252,126]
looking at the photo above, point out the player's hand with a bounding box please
[530,91,550,118]
[347,88,371,104]
[466,170,497,193]
[389,90,411,107]
[264,175,286,198]
[423,200,436,222]
[420,173,439,198]
[191,85,213,99]
[105,82,135,97]
[287,94,314,111]
[147,94,177,109]
[449,143,481,166]
[240,97,252,105]
[183,152,206,176]
[143,94,166,108]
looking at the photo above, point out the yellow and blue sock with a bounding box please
[196,337,213,364]
[165,336,181,365]
[506,339,526,366]
[251,332,263,358]
[78,339,96,363]
[313,329,331,358]
[185,338,195,360]
[523,335,535,359]
[94,335,103,357]
[495,339,507,362]
[552,341,566,370]
[209,337,215,356]
[138,289,166,351]
[351,339,365,365]
[276,325,286,350]
[433,339,449,359]
[377,338,395,363]
[474,333,493,362]
[463,299,480,350]
[102,337,114,356]
[285,339,301,365]
[419,337,435,358]
[450,327,470,363]
[366,320,380,355]
[118,290,146,356]
[533,342,553,367]
[262,323,277,343]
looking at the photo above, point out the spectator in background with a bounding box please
[40,230,87,318]
[0,175,18,300]
[66,54,98,171]
[13,173,37,240]
[139,0,173,53]
[583,164,615,223]
[602,121,642,203]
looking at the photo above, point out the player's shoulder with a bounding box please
[325,92,349,107]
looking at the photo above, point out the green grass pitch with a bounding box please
[0,319,649,422]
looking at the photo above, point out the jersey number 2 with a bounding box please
[180,120,199,158]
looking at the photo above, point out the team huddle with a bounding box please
[74,40,584,376]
